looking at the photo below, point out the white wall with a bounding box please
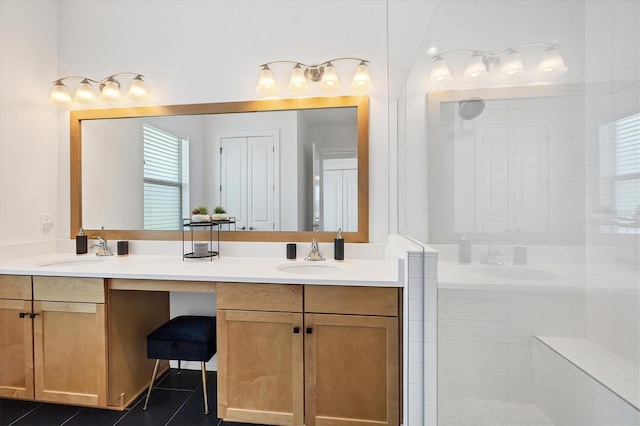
[0,0,59,246]
[54,0,390,242]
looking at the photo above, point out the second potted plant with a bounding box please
[211,206,228,220]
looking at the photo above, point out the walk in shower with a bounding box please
[391,0,639,424]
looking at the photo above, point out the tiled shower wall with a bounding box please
[583,0,639,367]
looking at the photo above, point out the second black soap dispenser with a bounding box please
[334,228,344,260]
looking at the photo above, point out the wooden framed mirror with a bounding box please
[70,95,369,242]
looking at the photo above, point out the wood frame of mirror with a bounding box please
[70,95,369,243]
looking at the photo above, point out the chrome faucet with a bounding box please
[480,242,503,265]
[305,239,325,261]
[90,236,114,256]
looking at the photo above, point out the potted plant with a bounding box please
[211,205,228,220]
[191,206,210,222]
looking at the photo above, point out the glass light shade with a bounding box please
[128,75,150,99]
[499,49,525,80]
[320,62,341,91]
[288,64,308,92]
[536,46,568,78]
[256,66,277,95]
[101,78,122,101]
[350,61,372,90]
[73,79,97,103]
[464,53,488,80]
[429,57,453,83]
[49,81,72,105]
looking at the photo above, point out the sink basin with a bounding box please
[277,262,342,275]
[37,258,108,267]
[476,266,557,281]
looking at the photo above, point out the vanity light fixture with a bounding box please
[428,43,567,84]
[256,58,371,95]
[48,72,150,106]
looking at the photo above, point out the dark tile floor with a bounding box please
[0,369,269,426]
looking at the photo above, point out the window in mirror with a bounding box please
[143,124,190,230]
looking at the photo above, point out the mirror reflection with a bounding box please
[82,108,357,232]
[71,96,369,242]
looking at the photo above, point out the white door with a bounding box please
[321,158,358,232]
[220,133,279,231]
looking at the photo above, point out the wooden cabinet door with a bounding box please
[0,299,34,399]
[305,313,399,426]
[217,309,304,426]
[32,301,107,407]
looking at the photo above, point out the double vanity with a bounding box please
[0,249,404,426]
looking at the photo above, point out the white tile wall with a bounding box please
[533,337,640,425]
[438,286,582,403]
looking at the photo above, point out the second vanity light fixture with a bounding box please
[256,58,372,95]
[429,43,568,84]
[49,72,150,106]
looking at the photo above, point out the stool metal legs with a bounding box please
[142,360,210,415]
[201,361,209,414]
[142,359,160,411]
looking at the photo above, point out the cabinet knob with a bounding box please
[306,327,313,334]
[29,313,40,319]
[293,327,300,334]
[19,312,29,318]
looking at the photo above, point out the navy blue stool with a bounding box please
[143,315,217,414]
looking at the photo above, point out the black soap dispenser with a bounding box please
[76,227,88,254]
[334,228,344,260]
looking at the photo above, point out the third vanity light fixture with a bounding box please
[48,72,150,106]
[428,43,568,84]
[255,58,371,95]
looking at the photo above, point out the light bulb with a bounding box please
[73,79,97,103]
[101,77,122,101]
[320,62,341,91]
[499,49,525,80]
[464,53,488,80]
[256,65,277,95]
[288,64,308,92]
[429,56,453,83]
[128,75,150,99]
[536,46,568,78]
[350,61,372,90]
[49,81,72,106]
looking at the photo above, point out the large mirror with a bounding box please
[71,96,369,242]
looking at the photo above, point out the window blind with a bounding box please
[143,124,189,230]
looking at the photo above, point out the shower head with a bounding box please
[458,97,485,120]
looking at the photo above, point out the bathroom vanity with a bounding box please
[0,253,403,426]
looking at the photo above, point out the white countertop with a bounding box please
[0,252,402,287]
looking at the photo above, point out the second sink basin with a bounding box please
[277,262,342,275]
[476,266,558,281]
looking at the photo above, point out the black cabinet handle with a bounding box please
[30,313,39,319]
[293,327,300,334]
[306,327,313,334]
[19,312,29,318]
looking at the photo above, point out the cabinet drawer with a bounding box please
[305,285,399,317]
[0,275,32,300]
[217,282,302,312]
[33,276,105,303]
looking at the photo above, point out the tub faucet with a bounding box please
[90,236,114,256]
[480,242,503,265]
[305,239,325,261]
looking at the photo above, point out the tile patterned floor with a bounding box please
[0,369,269,426]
